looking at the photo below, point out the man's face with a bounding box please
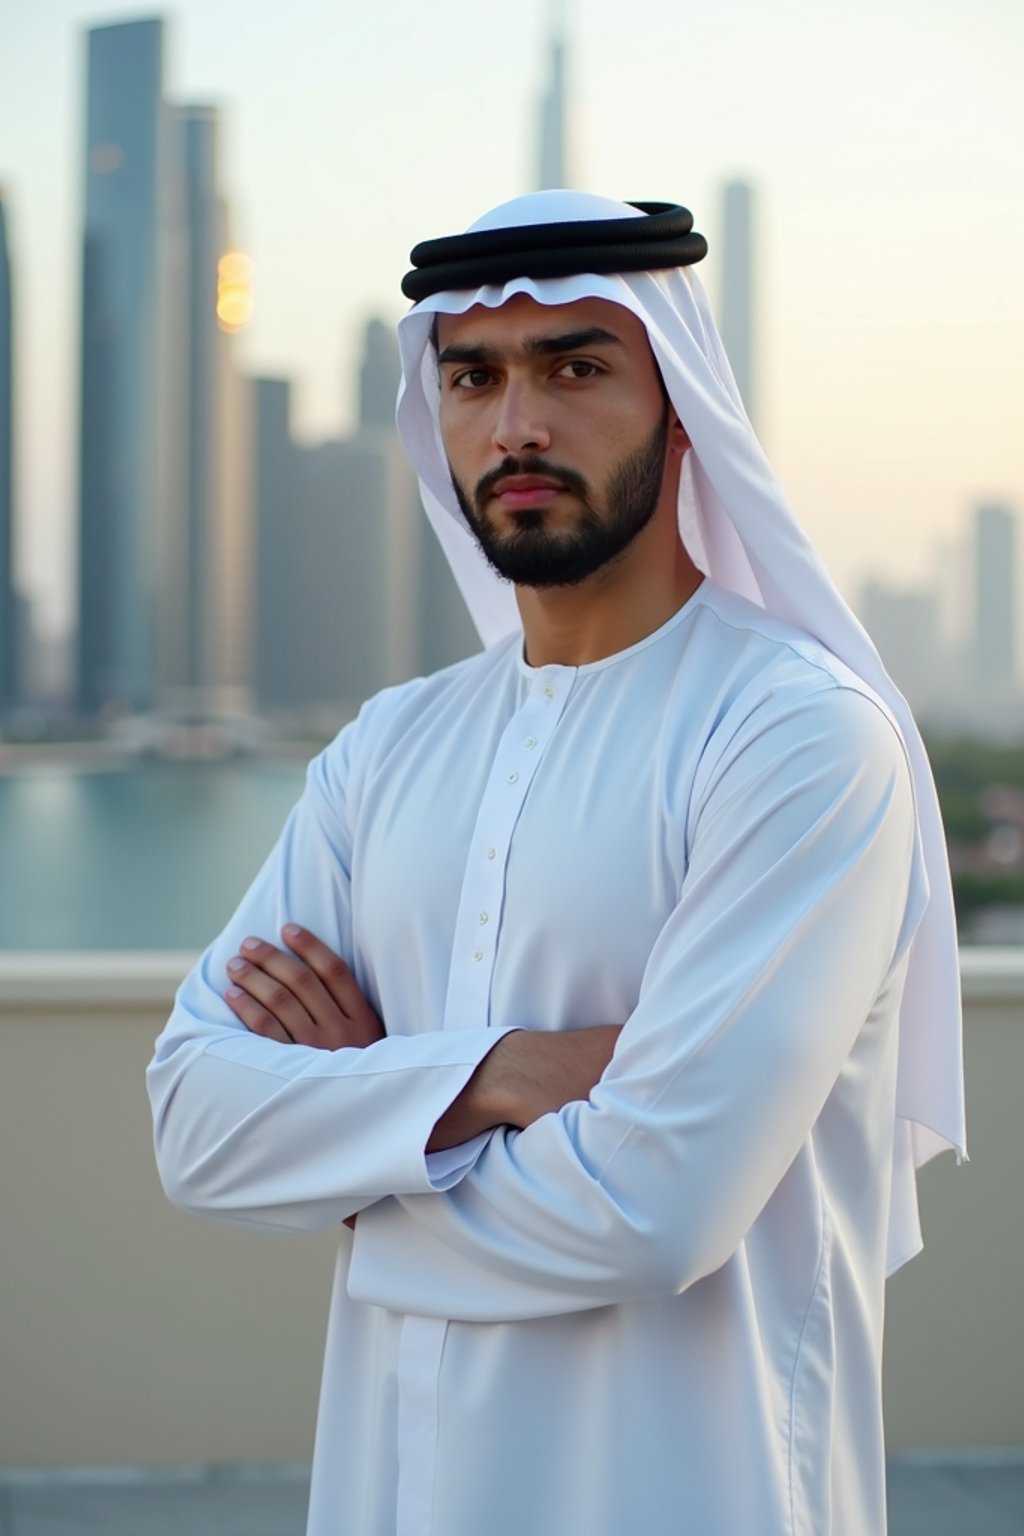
[436,295,679,589]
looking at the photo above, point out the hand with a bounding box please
[427,1024,623,1152]
[223,924,385,1051]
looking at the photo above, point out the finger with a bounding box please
[225,954,318,1044]
[235,936,344,1035]
[225,984,294,1044]
[281,925,378,1022]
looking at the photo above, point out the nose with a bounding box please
[490,381,551,456]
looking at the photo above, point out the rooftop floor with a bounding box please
[2,1455,1023,1535]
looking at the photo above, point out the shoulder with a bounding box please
[688,582,874,695]
[309,637,516,801]
[684,584,912,805]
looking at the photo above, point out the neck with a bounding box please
[516,518,704,669]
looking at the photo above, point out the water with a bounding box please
[0,761,308,950]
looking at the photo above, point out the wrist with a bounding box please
[425,1032,526,1153]
[475,1030,528,1129]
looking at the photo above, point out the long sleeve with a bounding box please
[146,719,515,1235]
[347,683,926,1319]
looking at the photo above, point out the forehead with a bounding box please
[434,293,651,356]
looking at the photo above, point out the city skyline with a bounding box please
[67,12,482,721]
[1,0,1021,648]
[859,500,1024,736]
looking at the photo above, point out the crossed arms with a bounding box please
[219,921,622,1157]
[147,683,922,1321]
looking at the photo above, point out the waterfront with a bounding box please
[0,759,309,950]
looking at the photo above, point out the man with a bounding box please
[147,191,966,1536]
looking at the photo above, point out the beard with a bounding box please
[448,407,671,589]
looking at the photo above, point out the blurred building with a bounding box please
[0,188,16,710]
[160,103,252,720]
[536,0,570,189]
[252,379,416,718]
[77,18,172,714]
[859,577,944,717]
[720,180,756,428]
[252,318,478,720]
[858,505,1024,738]
[973,502,1017,689]
[359,317,401,431]
[251,378,297,709]
[76,19,252,723]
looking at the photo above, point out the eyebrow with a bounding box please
[436,326,625,368]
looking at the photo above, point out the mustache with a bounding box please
[475,455,590,506]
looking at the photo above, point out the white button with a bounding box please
[543,686,555,699]
[486,847,496,860]
[507,771,519,784]
[473,949,484,962]
[524,736,537,749]
[479,911,489,924]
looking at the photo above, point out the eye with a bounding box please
[556,359,602,380]
[451,368,495,390]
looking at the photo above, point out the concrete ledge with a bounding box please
[0,952,198,1007]
[2,946,1021,1007]
[957,945,1024,998]
[1,946,1020,1464]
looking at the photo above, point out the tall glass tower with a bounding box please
[358,317,401,432]
[0,189,15,710]
[77,18,169,713]
[536,0,570,190]
[720,180,756,429]
[974,503,1017,687]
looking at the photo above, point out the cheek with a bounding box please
[438,408,480,477]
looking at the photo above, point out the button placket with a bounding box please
[395,665,575,1536]
[438,676,573,1033]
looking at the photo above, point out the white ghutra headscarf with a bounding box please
[394,189,966,1274]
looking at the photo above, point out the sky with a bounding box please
[1,0,1022,635]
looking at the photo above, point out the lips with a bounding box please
[491,474,566,510]
[492,475,563,495]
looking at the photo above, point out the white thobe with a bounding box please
[148,579,925,1536]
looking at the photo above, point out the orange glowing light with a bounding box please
[216,250,254,332]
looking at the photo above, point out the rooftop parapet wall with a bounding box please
[0,951,1020,1465]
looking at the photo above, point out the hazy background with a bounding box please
[2,9,1023,1518]
[3,0,1022,640]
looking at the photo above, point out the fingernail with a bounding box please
[227,957,246,974]
[241,937,262,952]
[283,923,302,938]
[226,986,244,1000]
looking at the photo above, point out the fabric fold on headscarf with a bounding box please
[394,189,966,1274]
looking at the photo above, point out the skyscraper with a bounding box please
[974,502,1018,687]
[859,577,942,718]
[161,103,252,719]
[536,0,570,190]
[0,189,16,710]
[359,317,401,432]
[252,325,479,720]
[77,17,171,713]
[253,403,422,717]
[252,377,304,710]
[720,180,756,428]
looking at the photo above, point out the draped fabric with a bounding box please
[394,189,966,1272]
